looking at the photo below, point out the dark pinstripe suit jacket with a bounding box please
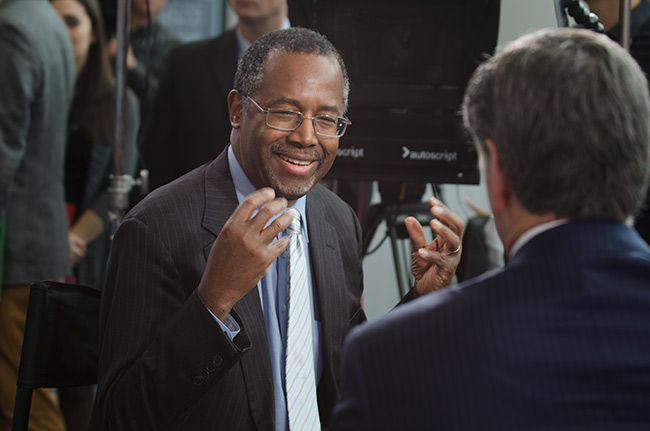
[91,150,366,430]
[331,221,650,430]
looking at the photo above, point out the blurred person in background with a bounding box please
[0,0,74,428]
[106,0,179,122]
[50,0,139,428]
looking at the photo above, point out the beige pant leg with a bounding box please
[0,285,65,431]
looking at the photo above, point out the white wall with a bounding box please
[361,0,558,320]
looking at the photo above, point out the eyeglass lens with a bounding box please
[266,110,347,137]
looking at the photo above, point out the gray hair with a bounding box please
[462,27,650,220]
[233,27,350,113]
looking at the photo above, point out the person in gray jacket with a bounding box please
[0,0,74,428]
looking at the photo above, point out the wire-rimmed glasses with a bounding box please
[247,96,351,138]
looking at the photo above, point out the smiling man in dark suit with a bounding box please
[330,27,650,430]
[91,27,463,430]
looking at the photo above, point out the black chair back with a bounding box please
[11,280,100,431]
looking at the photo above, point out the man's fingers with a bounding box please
[405,216,426,251]
[430,219,462,253]
[269,235,291,256]
[430,197,464,236]
[250,195,289,234]
[259,209,293,243]
[231,188,288,234]
[233,187,277,220]
[428,197,464,253]
[417,247,448,266]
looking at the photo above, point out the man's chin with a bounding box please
[269,165,328,201]
[273,182,315,202]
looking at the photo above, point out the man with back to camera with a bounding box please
[330,27,650,430]
[141,0,289,191]
[90,27,465,430]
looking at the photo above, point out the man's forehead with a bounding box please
[264,50,334,65]
[262,51,342,84]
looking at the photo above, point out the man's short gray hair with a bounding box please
[234,27,350,113]
[463,27,650,220]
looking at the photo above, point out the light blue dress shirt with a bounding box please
[207,146,321,431]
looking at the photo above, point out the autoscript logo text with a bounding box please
[402,146,458,162]
[337,147,365,159]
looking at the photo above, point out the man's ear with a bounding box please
[485,138,512,213]
[227,89,243,129]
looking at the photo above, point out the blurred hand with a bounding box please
[197,188,293,322]
[68,231,87,265]
[106,38,138,70]
[406,197,464,298]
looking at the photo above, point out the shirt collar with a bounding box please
[509,218,570,258]
[235,17,291,59]
[227,145,308,241]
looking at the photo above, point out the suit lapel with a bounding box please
[306,190,349,383]
[201,150,238,243]
[201,151,275,429]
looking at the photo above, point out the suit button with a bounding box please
[206,361,216,372]
[193,376,203,386]
[213,355,223,366]
[200,370,210,380]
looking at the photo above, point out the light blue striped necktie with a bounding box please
[285,208,321,431]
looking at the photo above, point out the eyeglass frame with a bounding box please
[246,96,352,138]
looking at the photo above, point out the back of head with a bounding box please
[233,27,350,112]
[463,27,650,221]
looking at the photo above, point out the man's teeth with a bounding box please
[279,154,311,166]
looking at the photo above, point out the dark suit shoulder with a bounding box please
[127,163,209,224]
[167,29,237,65]
[308,184,357,221]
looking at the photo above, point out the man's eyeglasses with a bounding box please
[247,96,351,138]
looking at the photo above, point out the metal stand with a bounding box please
[620,0,632,51]
[554,0,632,51]
[109,0,132,235]
[109,0,150,235]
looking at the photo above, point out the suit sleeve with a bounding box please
[93,216,252,430]
[0,21,35,221]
